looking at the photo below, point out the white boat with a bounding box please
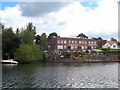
[1,59,18,64]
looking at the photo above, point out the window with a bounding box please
[89,41,91,43]
[71,46,74,49]
[85,41,87,44]
[57,45,63,49]
[61,40,63,44]
[78,46,81,49]
[64,40,66,44]
[57,40,60,43]
[106,43,110,48]
[75,41,77,44]
[82,41,84,44]
[85,46,87,49]
[68,46,71,49]
[75,46,77,49]
[72,40,74,43]
[81,46,84,49]
[79,41,81,44]
[94,42,96,45]
[91,41,93,44]
[69,40,71,43]
[113,45,116,48]
[64,45,67,49]
[88,47,91,49]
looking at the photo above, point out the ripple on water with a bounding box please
[2,62,118,88]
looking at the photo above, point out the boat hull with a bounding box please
[1,60,18,64]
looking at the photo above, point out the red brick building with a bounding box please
[47,37,97,54]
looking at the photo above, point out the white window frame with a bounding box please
[71,46,74,49]
[82,41,84,44]
[61,40,63,44]
[81,46,84,49]
[64,40,66,44]
[85,41,87,44]
[72,40,74,44]
[69,40,71,43]
[79,41,81,44]
[57,45,63,49]
[75,41,77,44]
[64,46,67,49]
[57,40,60,44]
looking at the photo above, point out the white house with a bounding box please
[102,41,118,49]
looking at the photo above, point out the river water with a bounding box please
[2,62,118,89]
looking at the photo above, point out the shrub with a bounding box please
[15,43,46,63]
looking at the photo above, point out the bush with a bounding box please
[15,43,46,63]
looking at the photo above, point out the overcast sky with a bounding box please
[0,0,119,40]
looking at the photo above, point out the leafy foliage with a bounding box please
[35,35,40,44]
[19,30,35,44]
[77,33,88,39]
[110,37,117,42]
[26,22,36,35]
[48,32,59,39]
[2,23,47,63]
[92,37,102,40]
[40,33,48,50]
[2,27,20,59]
[15,43,46,63]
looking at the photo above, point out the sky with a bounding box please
[0,0,119,40]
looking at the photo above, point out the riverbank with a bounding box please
[47,59,120,63]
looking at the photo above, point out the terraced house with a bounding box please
[47,37,97,54]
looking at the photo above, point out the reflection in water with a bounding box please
[2,62,118,88]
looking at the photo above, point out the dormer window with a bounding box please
[113,45,116,48]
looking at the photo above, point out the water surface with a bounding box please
[2,62,118,88]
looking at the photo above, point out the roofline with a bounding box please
[54,37,98,40]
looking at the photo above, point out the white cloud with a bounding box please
[0,0,118,39]
[54,0,118,38]
[0,5,32,31]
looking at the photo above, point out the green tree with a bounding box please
[111,37,117,42]
[19,30,35,44]
[2,27,20,59]
[77,33,88,39]
[35,35,40,44]
[15,43,46,63]
[15,43,35,63]
[31,44,46,62]
[48,32,59,39]
[16,28,20,36]
[92,37,102,41]
[40,33,48,49]
[26,22,36,35]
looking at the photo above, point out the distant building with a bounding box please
[47,37,97,54]
[98,40,118,49]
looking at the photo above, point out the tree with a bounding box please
[19,30,35,44]
[35,35,41,44]
[77,33,88,39]
[15,43,46,63]
[118,42,120,45]
[98,37,102,40]
[15,43,35,63]
[48,32,59,39]
[26,22,36,35]
[111,37,117,42]
[32,44,46,62]
[2,27,20,59]
[92,37,102,41]
[16,28,20,36]
[40,33,48,49]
